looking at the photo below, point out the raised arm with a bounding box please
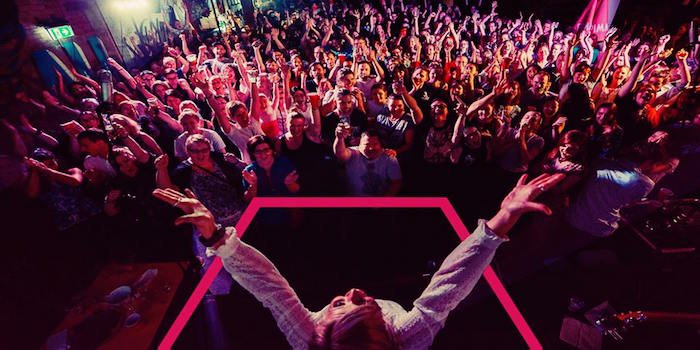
[333,125,352,162]
[154,154,177,190]
[394,173,564,348]
[154,188,316,349]
[114,124,150,164]
[617,53,649,98]
[69,66,100,94]
[395,82,423,125]
[107,57,137,90]
[196,76,232,134]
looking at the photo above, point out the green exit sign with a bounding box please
[47,25,75,40]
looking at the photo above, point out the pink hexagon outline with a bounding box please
[158,197,542,349]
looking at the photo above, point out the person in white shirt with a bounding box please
[154,173,565,350]
[219,101,265,164]
[173,111,227,161]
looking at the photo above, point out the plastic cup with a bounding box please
[338,54,346,64]
[308,92,320,108]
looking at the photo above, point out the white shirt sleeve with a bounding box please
[392,219,507,349]
[213,229,317,350]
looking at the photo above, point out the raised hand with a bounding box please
[224,153,241,164]
[284,170,299,186]
[487,173,565,237]
[154,154,169,170]
[153,188,218,238]
[242,169,258,188]
[106,57,119,67]
[113,123,129,139]
[25,157,49,173]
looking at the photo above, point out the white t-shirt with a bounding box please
[356,76,381,97]
[222,119,264,164]
[344,147,401,196]
[174,128,227,159]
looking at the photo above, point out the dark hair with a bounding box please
[166,89,186,101]
[309,304,397,350]
[560,83,593,128]
[289,113,305,122]
[596,102,617,117]
[546,129,588,163]
[339,67,354,77]
[386,94,403,102]
[370,83,386,92]
[574,62,592,74]
[246,135,275,160]
[30,148,55,161]
[361,129,382,144]
[77,129,109,144]
[337,89,353,98]
[309,61,324,69]
[226,100,247,117]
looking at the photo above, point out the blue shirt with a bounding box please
[243,156,297,196]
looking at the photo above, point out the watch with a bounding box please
[198,224,226,247]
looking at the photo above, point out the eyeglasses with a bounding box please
[254,146,272,155]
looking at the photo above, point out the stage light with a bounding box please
[109,0,153,13]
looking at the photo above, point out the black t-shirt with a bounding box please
[614,94,653,146]
[411,84,448,118]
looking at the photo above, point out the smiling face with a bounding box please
[531,73,549,95]
[358,62,371,79]
[635,86,655,106]
[612,66,629,83]
[114,148,138,176]
[293,89,307,107]
[371,87,387,105]
[358,134,383,160]
[186,140,211,166]
[388,97,405,119]
[252,142,274,168]
[337,94,355,115]
[289,116,305,137]
[559,142,580,161]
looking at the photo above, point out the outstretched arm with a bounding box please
[394,173,565,348]
[152,188,317,349]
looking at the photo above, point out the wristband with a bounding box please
[198,224,225,247]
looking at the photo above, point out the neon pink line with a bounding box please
[159,204,259,350]
[441,199,542,348]
[483,268,543,349]
[159,197,541,349]
[252,197,447,207]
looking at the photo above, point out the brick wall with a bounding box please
[15,0,122,90]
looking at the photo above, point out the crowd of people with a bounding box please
[1,0,699,313]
